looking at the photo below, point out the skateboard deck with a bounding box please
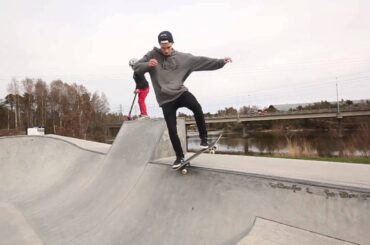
[174,134,222,174]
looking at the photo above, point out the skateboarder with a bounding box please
[129,58,150,119]
[133,31,232,168]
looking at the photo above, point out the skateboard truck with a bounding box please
[174,134,222,175]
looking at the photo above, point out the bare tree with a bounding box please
[2,78,116,141]
[75,84,91,139]
[0,99,8,129]
[7,78,21,129]
[99,93,110,115]
[5,94,15,129]
[91,92,109,121]
[22,78,34,127]
[239,105,259,115]
[49,80,65,133]
[217,107,238,117]
[34,79,48,126]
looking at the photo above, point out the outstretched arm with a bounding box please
[133,51,154,74]
[191,55,232,72]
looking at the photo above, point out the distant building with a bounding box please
[27,127,45,135]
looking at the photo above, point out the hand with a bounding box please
[134,89,139,94]
[224,57,232,64]
[149,59,158,67]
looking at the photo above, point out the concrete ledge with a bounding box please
[151,153,370,193]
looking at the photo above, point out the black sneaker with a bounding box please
[200,138,209,149]
[172,156,184,169]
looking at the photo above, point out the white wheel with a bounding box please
[210,149,215,154]
[181,168,188,175]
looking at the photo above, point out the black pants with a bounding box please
[162,91,207,158]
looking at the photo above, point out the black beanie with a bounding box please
[158,31,174,44]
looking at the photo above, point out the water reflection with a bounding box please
[187,131,370,157]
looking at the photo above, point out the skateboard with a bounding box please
[174,134,222,175]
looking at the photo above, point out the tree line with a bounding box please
[2,78,369,141]
[0,78,119,142]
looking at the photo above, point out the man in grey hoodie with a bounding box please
[133,30,232,169]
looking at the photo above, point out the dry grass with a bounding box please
[285,137,318,157]
[351,123,370,157]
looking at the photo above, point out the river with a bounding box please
[187,131,370,157]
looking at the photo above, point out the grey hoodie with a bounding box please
[133,47,225,106]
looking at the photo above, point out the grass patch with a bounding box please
[266,154,370,164]
[211,151,370,164]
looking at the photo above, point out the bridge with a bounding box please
[185,109,370,125]
[103,109,370,140]
[185,108,370,138]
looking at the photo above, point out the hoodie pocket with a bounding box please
[160,82,183,95]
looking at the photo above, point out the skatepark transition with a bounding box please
[0,119,369,244]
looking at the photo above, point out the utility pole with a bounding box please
[336,77,340,114]
[336,77,343,137]
[119,104,123,120]
[7,106,10,130]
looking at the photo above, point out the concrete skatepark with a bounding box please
[0,119,369,244]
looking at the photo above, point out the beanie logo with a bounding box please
[158,31,174,43]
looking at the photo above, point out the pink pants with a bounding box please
[138,87,149,116]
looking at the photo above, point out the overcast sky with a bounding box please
[1,0,370,116]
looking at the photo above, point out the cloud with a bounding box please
[1,0,370,115]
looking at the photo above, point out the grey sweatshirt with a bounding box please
[133,47,225,106]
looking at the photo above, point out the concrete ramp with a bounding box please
[0,135,106,202]
[106,163,369,245]
[0,119,166,244]
[237,217,356,245]
[0,202,43,245]
[0,119,369,245]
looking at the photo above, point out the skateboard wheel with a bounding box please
[210,149,215,154]
[181,168,188,175]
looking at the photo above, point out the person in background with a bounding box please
[129,58,150,119]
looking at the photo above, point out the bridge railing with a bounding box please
[184,106,370,122]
